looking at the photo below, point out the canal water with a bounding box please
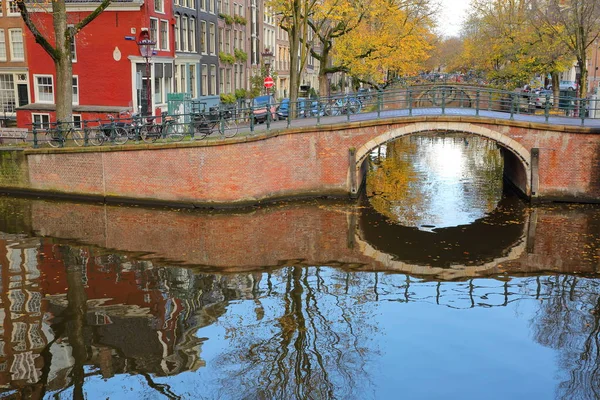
[0,133,599,399]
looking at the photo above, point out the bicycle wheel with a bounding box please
[140,125,159,143]
[72,129,85,147]
[220,119,238,138]
[193,122,210,140]
[88,128,105,146]
[324,103,340,116]
[347,99,362,114]
[44,131,62,148]
[165,121,185,142]
[113,127,128,145]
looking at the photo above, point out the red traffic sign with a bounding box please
[264,76,274,88]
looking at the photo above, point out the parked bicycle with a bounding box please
[323,95,362,116]
[190,103,238,140]
[41,120,85,148]
[139,112,184,143]
[88,115,130,146]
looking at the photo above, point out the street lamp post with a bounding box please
[261,48,274,94]
[137,30,156,116]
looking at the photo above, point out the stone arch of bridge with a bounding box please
[353,121,532,196]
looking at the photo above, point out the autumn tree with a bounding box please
[333,0,436,89]
[529,0,600,98]
[269,0,318,108]
[459,0,572,91]
[307,0,368,95]
[17,0,111,124]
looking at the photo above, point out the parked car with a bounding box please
[531,89,555,108]
[252,95,277,124]
[276,98,290,119]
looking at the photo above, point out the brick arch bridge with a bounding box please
[2,115,600,205]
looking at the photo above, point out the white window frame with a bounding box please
[189,17,196,53]
[160,20,169,51]
[8,0,19,16]
[72,114,82,129]
[34,74,54,104]
[154,0,164,13]
[0,29,6,62]
[201,64,207,96]
[175,15,181,52]
[210,64,216,95]
[209,23,215,55]
[201,21,207,54]
[208,0,214,13]
[8,28,23,61]
[182,16,188,52]
[150,18,159,48]
[32,113,51,130]
[72,76,79,105]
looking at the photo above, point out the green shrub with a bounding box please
[235,89,248,100]
[234,49,248,63]
[220,93,237,104]
[219,52,235,65]
[234,15,247,25]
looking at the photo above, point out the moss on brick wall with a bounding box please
[0,150,29,188]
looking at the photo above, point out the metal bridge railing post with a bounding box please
[441,88,446,114]
[377,90,382,119]
[510,94,515,120]
[32,123,38,148]
[316,102,321,126]
[544,95,550,123]
[408,89,412,116]
[476,90,480,116]
[250,103,255,133]
[581,98,586,126]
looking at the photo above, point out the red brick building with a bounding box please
[16,0,175,128]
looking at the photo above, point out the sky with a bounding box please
[436,0,470,37]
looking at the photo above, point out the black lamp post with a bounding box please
[261,48,274,94]
[137,30,156,116]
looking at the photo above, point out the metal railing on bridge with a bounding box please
[10,85,600,149]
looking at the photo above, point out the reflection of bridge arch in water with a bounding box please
[354,121,532,197]
[353,196,530,280]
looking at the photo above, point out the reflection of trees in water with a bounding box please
[213,266,380,400]
[366,133,503,227]
[528,275,600,400]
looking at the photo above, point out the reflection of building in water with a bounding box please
[34,243,260,382]
[0,235,49,392]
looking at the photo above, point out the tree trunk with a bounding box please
[53,0,73,124]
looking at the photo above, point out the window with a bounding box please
[219,27,224,53]
[0,30,5,61]
[225,29,230,53]
[201,64,207,96]
[219,68,224,93]
[34,75,53,103]
[200,21,207,53]
[154,75,163,103]
[209,23,215,54]
[160,20,169,50]
[175,15,181,51]
[189,18,196,52]
[223,0,228,14]
[210,64,216,95]
[180,64,186,93]
[189,64,196,98]
[0,74,15,113]
[72,115,82,129]
[200,0,205,11]
[72,76,79,105]
[226,68,231,93]
[154,0,164,13]
[208,0,214,13]
[70,29,77,62]
[182,16,188,52]
[9,29,23,61]
[32,114,50,130]
[186,0,193,8]
[8,0,18,15]
[150,19,159,47]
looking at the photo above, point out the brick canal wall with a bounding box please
[1,197,595,279]
[1,116,599,205]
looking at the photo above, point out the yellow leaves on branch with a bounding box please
[333,0,434,84]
